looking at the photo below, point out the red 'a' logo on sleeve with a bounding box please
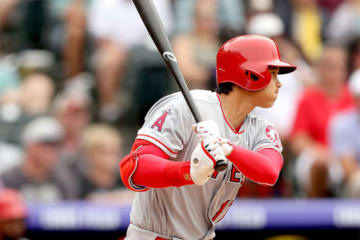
[151,111,169,132]
[265,125,282,149]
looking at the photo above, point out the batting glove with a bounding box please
[190,137,226,185]
[193,120,233,157]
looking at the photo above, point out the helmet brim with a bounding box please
[269,60,297,74]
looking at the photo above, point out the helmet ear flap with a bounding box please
[241,68,271,90]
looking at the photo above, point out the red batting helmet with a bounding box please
[216,35,296,91]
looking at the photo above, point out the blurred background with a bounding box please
[1,0,360,239]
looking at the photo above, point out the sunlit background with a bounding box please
[1,0,360,239]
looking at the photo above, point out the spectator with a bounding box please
[0,189,27,240]
[330,69,360,198]
[88,0,173,122]
[0,116,79,203]
[275,0,328,62]
[61,0,88,79]
[326,0,360,45]
[174,0,245,34]
[290,44,354,198]
[52,90,91,172]
[0,73,54,147]
[172,0,221,90]
[77,124,125,201]
[21,73,54,116]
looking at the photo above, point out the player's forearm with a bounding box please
[132,154,193,188]
[227,146,283,185]
[119,139,194,191]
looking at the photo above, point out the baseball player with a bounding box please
[120,35,296,240]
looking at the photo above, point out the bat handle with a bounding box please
[215,159,228,172]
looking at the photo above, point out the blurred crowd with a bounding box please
[1,1,360,228]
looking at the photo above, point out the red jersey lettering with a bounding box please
[211,170,219,179]
[229,164,243,183]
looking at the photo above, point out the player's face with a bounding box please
[253,67,281,108]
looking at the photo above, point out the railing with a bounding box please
[26,199,360,231]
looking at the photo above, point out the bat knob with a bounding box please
[214,159,228,172]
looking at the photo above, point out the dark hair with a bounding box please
[215,82,235,95]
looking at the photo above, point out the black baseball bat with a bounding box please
[132,0,227,172]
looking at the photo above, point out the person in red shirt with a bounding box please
[0,189,27,240]
[290,44,354,198]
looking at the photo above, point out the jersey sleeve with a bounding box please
[136,93,194,158]
[251,119,283,153]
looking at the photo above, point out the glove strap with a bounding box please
[201,141,217,166]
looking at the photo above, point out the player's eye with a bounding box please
[270,70,276,75]
[269,68,279,75]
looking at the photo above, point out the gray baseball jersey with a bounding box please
[126,90,282,240]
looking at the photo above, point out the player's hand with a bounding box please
[190,137,225,185]
[193,120,233,170]
[193,120,221,140]
[219,137,233,157]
